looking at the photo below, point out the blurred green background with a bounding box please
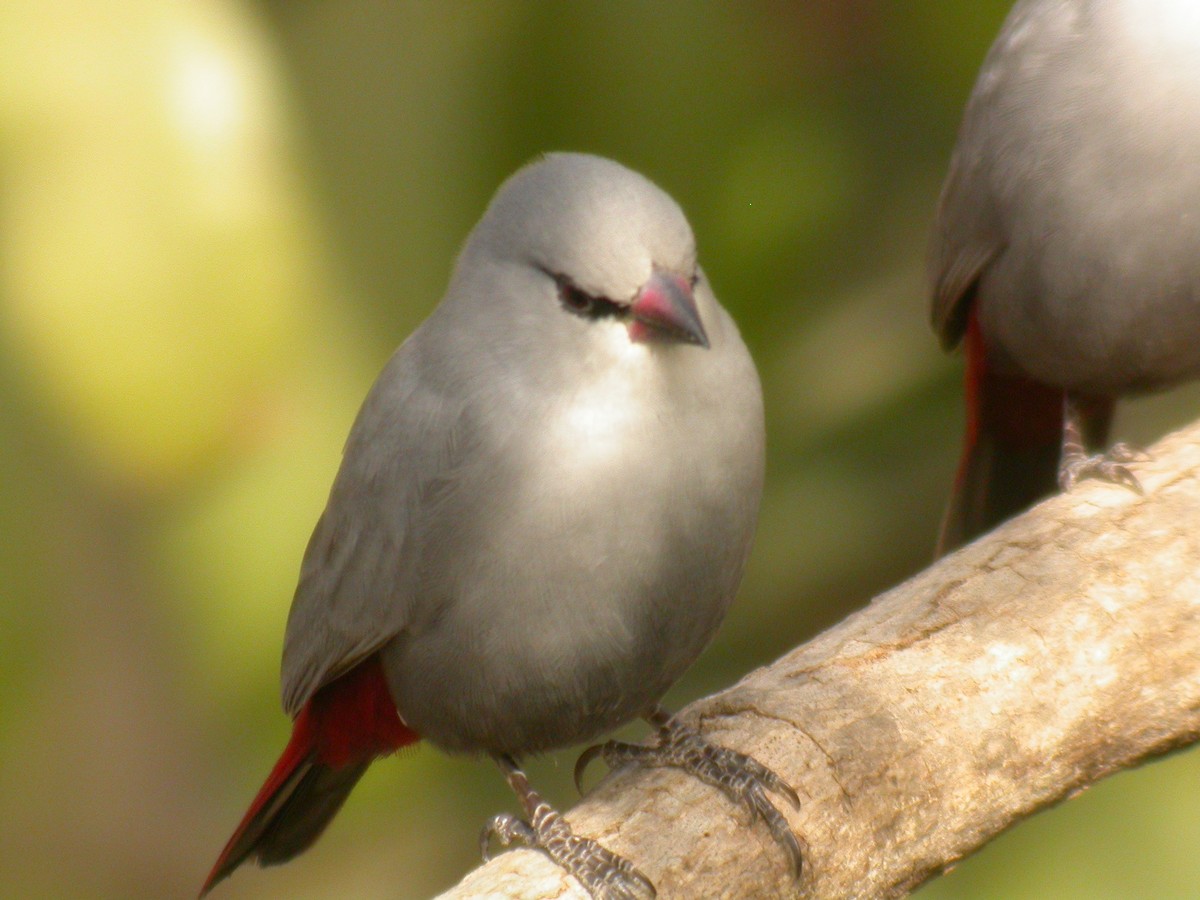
[3,2,1199,897]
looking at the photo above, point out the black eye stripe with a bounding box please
[551,273,623,321]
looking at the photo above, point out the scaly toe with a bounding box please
[658,726,804,877]
[577,710,804,880]
[1058,453,1143,494]
[480,808,654,899]
[1108,441,1151,463]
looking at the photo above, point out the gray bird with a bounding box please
[201,153,799,899]
[930,0,1200,555]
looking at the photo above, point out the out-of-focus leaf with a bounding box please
[0,0,324,493]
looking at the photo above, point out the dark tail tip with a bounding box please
[200,758,371,896]
[201,656,419,895]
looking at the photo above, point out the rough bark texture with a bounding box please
[435,422,1200,900]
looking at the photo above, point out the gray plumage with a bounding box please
[931,0,1200,395]
[281,152,764,757]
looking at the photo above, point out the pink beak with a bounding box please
[629,269,709,348]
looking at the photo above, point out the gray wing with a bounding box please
[929,1,1050,349]
[928,156,1002,350]
[929,77,1009,350]
[280,335,471,716]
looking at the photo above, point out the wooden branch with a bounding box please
[435,421,1200,900]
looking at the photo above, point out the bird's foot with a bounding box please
[575,706,803,878]
[1058,442,1149,494]
[484,755,655,900]
[1058,394,1148,494]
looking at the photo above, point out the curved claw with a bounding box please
[780,780,802,810]
[1058,454,1144,495]
[1112,465,1144,494]
[480,812,533,862]
[753,761,801,810]
[574,742,607,793]
[734,778,805,877]
[706,740,802,811]
[576,715,804,884]
[1108,442,1152,463]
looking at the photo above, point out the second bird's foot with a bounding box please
[1058,442,1148,494]
[575,707,804,878]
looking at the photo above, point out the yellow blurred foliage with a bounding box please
[0,0,324,493]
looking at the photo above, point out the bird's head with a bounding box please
[447,153,712,353]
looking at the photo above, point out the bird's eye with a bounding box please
[557,277,596,314]
[689,272,700,289]
[549,271,622,321]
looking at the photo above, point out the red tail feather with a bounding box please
[938,309,1113,556]
[201,654,418,896]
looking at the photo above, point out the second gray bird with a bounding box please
[930,0,1200,554]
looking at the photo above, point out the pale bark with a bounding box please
[435,422,1200,900]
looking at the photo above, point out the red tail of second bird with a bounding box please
[937,310,1113,557]
[201,654,418,896]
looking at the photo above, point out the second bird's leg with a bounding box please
[1058,393,1147,493]
[575,706,804,878]
[480,753,656,900]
